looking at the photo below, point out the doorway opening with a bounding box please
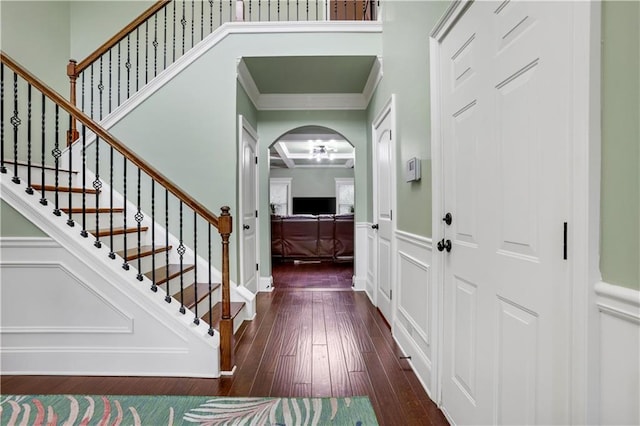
[268,126,356,290]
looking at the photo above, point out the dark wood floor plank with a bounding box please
[311,344,332,397]
[323,293,353,397]
[312,296,327,345]
[227,291,284,396]
[362,350,408,426]
[294,297,313,384]
[336,311,367,372]
[270,355,296,397]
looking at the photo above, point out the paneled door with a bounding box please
[239,117,258,293]
[438,2,573,424]
[372,98,395,324]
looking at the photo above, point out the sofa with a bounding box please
[271,214,354,261]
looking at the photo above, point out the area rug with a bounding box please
[0,394,378,425]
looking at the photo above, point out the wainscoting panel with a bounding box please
[595,282,640,425]
[0,238,219,377]
[393,230,435,396]
[366,225,376,303]
[354,222,370,292]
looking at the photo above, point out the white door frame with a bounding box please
[238,115,260,291]
[371,94,397,326]
[428,1,602,422]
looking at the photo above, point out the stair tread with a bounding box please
[32,184,99,194]
[201,302,245,330]
[116,245,172,262]
[3,160,76,174]
[61,207,125,214]
[144,263,195,284]
[175,282,222,309]
[90,226,148,237]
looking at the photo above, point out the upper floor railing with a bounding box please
[66,0,378,138]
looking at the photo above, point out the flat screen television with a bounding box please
[292,197,336,215]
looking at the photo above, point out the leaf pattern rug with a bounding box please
[0,394,378,425]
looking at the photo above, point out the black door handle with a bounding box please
[437,239,452,252]
[371,224,379,230]
[243,224,250,230]
[443,213,452,225]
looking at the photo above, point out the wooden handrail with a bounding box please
[73,0,171,76]
[2,51,219,229]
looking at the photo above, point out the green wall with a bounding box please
[0,1,70,94]
[0,200,47,237]
[600,0,640,290]
[367,0,448,238]
[69,1,153,61]
[270,167,354,197]
[237,83,258,130]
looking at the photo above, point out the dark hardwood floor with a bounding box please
[272,259,354,289]
[1,263,447,425]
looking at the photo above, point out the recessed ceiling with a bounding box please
[270,127,354,169]
[243,56,377,94]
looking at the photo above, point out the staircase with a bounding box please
[0,52,247,376]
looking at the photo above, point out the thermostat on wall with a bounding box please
[406,157,421,182]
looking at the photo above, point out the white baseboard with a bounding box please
[352,275,367,291]
[259,275,273,292]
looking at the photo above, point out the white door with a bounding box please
[239,117,258,293]
[438,2,573,424]
[372,98,395,323]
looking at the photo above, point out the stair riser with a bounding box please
[130,251,173,276]
[74,212,126,229]
[3,166,76,187]
[156,270,196,295]
[97,229,150,253]
[35,190,100,207]
[193,288,221,323]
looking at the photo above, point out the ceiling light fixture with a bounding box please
[308,145,337,162]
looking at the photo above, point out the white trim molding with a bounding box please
[259,275,274,293]
[594,282,640,426]
[354,222,370,292]
[237,55,383,111]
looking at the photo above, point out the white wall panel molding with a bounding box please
[594,281,640,426]
[0,237,58,248]
[354,222,370,292]
[393,229,435,396]
[0,262,133,335]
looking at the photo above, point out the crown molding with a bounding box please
[237,55,383,111]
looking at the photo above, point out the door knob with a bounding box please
[243,224,250,230]
[371,224,379,230]
[437,239,452,252]
[442,213,452,226]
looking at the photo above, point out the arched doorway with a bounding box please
[268,126,355,290]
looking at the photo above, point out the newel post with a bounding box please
[218,206,234,372]
[66,59,79,145]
